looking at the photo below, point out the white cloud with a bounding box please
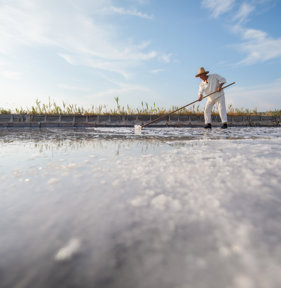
[133,0,150,4]
[0,0,168,78]
[243,28,267,41]
[231,2,281,65]
[58,53,131,79]
[234,27,281,65]
[160,53,173,64]
[233,3,255,23]
[58,54,75,65]
[150,69,164,74]
[201,0,235,18]
[110,6,153,19]
[201,0,281,65]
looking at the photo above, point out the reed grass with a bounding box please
[0,98,280,116]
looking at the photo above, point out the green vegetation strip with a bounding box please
[1,98,280,116]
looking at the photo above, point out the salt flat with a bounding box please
[0,127,280,288]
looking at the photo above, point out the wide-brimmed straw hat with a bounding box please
[195,67,209,77]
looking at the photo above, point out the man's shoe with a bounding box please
[204,123,212,129]
[221,123,228,129]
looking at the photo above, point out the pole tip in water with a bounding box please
[134,125,142,131]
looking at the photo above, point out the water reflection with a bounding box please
[0,127,280,163]
[0,127,281,288]
[0,127,280,145]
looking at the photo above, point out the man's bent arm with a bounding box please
[217,82,224,92]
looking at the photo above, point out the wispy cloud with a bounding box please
[202,0,281,65]
[233,1,281,65]
[201,0,235,18]
[233,3,255,23]
[110,6,153,19]
[0,0,169,78]
[237,29,281,64]
[59,54,75,65]
[160,53,173,64]
[150,69,164,74]
[58,42,163,79]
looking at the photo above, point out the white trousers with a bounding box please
[204,95,227,124]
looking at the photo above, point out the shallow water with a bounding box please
[0,127,281,288]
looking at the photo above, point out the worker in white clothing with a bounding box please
[196,67,228,129]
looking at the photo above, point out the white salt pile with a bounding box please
[134,125,142,130]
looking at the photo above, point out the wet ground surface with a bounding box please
[0,127,281,288]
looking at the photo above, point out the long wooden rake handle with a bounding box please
[141,82,236,128]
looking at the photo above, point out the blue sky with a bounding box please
[0,0,281,112]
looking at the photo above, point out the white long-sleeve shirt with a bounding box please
[198,74,226,101]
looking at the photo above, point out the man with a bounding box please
[196,67,228,129]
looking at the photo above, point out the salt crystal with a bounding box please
[55,238,81,262]
[134,125,142,130]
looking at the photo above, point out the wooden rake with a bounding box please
[134,82,236,130]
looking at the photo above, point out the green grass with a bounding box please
[0,108,12,114]
[0,98,280,116]
[226,104,281,116]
